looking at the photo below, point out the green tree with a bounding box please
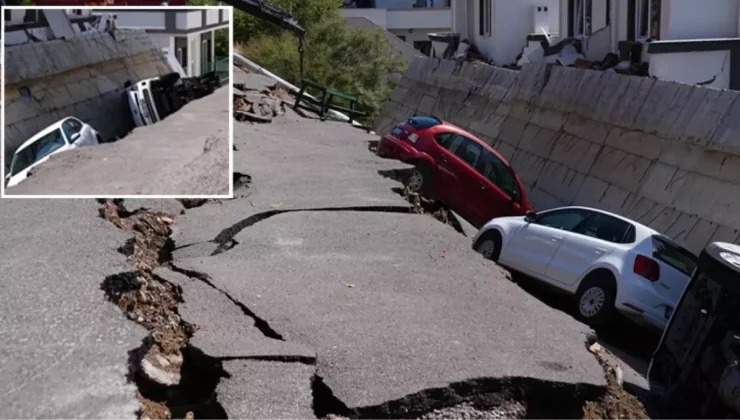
[239,12,405,122]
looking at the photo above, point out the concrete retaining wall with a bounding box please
[374,57,740,254]
[4,30,174,169]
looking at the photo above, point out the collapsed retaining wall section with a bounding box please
[374,58,740,254]
[4,30,174,169]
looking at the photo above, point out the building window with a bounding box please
[635,0,661,39]
[397,35,406,42]
[478,0,492,36]
[572,0,592,37]
[4,9,10,22]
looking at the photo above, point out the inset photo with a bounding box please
[2,6,233,198]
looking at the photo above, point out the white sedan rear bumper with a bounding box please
[615,271,676,331]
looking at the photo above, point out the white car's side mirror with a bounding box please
[70,132,82,143]
[524,211,537,223]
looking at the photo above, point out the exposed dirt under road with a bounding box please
[99,200,225,419]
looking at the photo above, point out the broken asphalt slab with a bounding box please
[6,87,230,196]
[171,210,606,410]
[172,119,411,249]
[218,360,315,419]
[153,267,315,361]
[0,199,146,418]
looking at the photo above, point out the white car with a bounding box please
[6,117,102,188]
[472,206,698,331]
[126,72,181,127]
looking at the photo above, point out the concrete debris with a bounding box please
[584,340,648,419]
[507,35,649,76]
[234,110,273,123]
[419,401,527,419]
[588,342,604,355]
[141,358,181,387]
[516,37,586,68]
[233,83,292,124]
[554,44,584,66]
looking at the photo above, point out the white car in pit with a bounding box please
[5,117,102,188]
[472,206,697,331]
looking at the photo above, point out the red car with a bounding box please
[377,115,533,227]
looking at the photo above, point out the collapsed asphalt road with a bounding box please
[0,70,651,419]
[5,87,231,197]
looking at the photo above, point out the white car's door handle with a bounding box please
[551,236,563,242]
[595,248,606,254]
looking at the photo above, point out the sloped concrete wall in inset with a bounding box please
[4,30,174,170]
[374,57,740,254]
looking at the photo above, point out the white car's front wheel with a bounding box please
[575,274,616,326]
[473,231,502,262]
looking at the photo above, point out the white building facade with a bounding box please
[94,7,230,77]
[342,0,452,56]
[451,0,561,66]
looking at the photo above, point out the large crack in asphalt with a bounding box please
[167,213,650,419]
[209,205,414,256]
[98,199,228,419]
[351,375,603,419]
[310,340,651,420]
[167,264,284,341]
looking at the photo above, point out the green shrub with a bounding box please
[239,15,406,122]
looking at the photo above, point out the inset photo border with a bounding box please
[1,5,235,199]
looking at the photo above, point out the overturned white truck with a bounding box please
[124,70,222,127]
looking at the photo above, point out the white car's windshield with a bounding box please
[11,129,66,176]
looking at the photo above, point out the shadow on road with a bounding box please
[509,272,659,379]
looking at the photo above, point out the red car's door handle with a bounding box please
[479,182,486,190]
[440,156,449,164]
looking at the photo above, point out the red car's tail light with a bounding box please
[634,254,660,282]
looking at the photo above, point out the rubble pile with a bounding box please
[233,82,293,123]
[446,35,650,77]
[583,342,651,419]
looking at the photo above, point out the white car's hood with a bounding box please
[7,146,70,188]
